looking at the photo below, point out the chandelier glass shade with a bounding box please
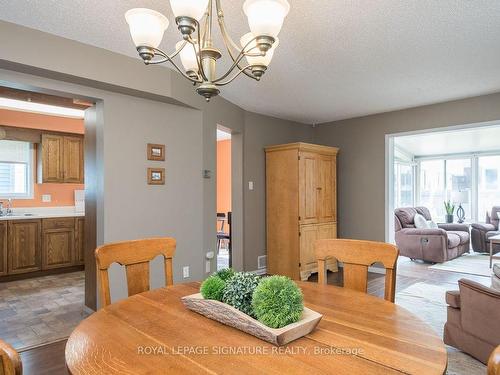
[125,0,290,101]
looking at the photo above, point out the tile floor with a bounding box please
[0,271,89,351]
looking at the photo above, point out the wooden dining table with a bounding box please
[66,282,447,374]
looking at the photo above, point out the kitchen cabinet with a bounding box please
[39,133,84,183]
[74,217,85,265]
[8,220,42,275]
[42,218,75,270]
[63,136,84,183]
[0,222,7,276]
[266,143,339,280]
[1,216,84,279]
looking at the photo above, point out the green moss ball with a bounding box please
[252,275,304,328]
[200,275,226,301]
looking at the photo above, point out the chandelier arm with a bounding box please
[215,65,256,86]
[150,48,202,84]
[213,40,262,83]
[215,0,258,81]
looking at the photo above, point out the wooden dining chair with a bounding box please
[489,346,500,375]
[0,339,22,375]
[315,239,399,302]
[95,237,176,307]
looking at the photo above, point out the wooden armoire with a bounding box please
[265,143,339,280]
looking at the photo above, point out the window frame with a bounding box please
[414,150,500,223]
[0,141,35,200]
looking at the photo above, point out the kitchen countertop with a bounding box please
[0,206,84,221]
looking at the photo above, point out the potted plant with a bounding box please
[444,200,455,223]
[182,269,322,346]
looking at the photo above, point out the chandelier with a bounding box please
[125,0,290,101]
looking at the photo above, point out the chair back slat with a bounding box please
[95,237,176,307]
[343,263,369,294]
[0,340,22,375]
[315,239,399,302]
[126,262,150,297]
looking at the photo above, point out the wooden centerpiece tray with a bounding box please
[182,293,322,346]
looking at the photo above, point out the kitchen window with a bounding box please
[0,140,33,199]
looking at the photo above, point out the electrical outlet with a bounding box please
[205,260,211,273]
[183,266,190,279]
[248,181,254,191]
[42,194,51,203]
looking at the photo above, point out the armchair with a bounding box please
[395,207,470,263]
[444,279,500,364]
[471,206,500,253]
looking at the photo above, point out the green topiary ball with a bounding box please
[200,275,226,301]
[214,268,236,282]
[222,272,261,317]
[252,275,304,328]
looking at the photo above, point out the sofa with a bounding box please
[444,279,500,364]
[395,207,470,263]
[471,206,500,254]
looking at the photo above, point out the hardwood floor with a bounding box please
[17,257,492,374]
[20,339,68,375]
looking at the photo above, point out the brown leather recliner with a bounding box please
[394,207,470,263]
[471,206,500,254]
[444,279,500,364]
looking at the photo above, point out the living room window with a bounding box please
[417,157,472,221]
[478,155,500,220]
[0,140,33,199]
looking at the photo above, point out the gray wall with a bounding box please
[313,93,500,241]
[0,21,313,305]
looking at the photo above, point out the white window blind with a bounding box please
[0,140,32,198]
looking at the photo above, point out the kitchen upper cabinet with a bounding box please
[63,136,84,183]
[39,133,84,183]
[74,217,85,265]
[42,218,75,270]
[40,134,64,182]
[0,222,7,276]
[8,220,42,275]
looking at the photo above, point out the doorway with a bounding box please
[0,85,96,351]
[216,127,232,270]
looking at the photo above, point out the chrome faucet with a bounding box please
[5,199,12,216]
[0,202,3,217]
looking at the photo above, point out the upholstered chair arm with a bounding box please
[438,223,470,232]
[399,228,447,236]
[458,279,500,346]
[471,223,496,232]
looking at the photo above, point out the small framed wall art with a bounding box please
[147,143,165,161]
[147,168,165,185]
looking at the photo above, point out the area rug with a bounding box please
[396,282,486,375]
[429,253,494,277]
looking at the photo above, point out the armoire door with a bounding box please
[299,152,318,224]
[299,224,318,268]
[317,154,336,222]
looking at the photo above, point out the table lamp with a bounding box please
[452,190,469,223]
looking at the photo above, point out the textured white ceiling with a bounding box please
[1,1,500,124]
[395,124,500,156]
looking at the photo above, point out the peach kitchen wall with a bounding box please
[216,139,231,216]
[0,108,85,207]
